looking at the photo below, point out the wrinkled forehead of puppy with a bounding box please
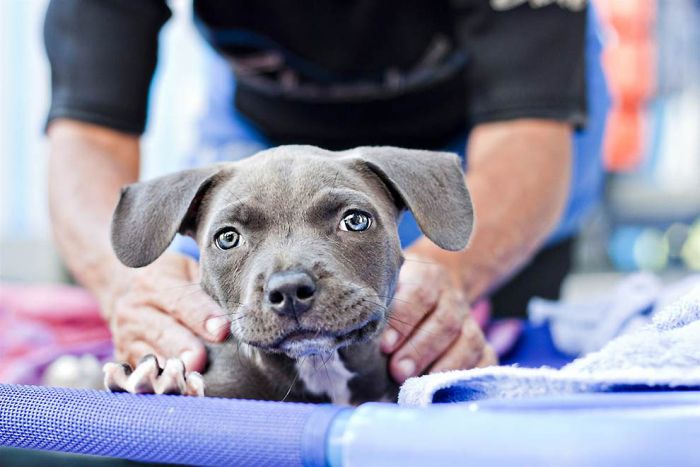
[199,146,398,233]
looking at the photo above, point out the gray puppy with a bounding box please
[104,145,473,405]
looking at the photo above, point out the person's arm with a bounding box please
[48,121,139,299]
[44,0,227,371]
[420,119,573,301]
[381,119,571,381]
[48,120,228,371]
[381,3,586,383]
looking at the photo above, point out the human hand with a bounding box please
[103,252,229,372]
[380,255,497,384]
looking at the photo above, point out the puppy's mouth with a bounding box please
[250,318,381,358]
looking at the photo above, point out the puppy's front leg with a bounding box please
[103,354,205,396]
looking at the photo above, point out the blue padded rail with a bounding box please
[0,384,344,467]
[331,392,700,467]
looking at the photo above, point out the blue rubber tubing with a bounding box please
[0,384,346,466]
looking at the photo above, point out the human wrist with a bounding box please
[405,234,509,304]
[62,252,136,324]
[404,241,469,293]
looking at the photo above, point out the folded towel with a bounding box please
[528,273,661,355]
[528,273,700,356]
[399,283,700,406]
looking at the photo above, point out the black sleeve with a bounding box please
[44,0,171,134]
[454,2,587,127]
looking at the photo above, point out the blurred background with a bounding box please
[1,0,699,287]
[1,0,206,282]
[0,5,698,463]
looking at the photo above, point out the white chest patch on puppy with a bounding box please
[296,351,355,405]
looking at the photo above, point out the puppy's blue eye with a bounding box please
[340,211,372,232]
[215,228,240,250]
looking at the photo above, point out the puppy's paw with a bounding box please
[103,354,205,397]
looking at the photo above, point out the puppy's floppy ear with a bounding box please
[346,146,473,251]
[111,166,223,268]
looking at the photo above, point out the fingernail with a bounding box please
[381,329,399,351]
[205,316,229,338]
[396,358,416,381]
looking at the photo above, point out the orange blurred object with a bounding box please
[595,0,656,172]
[597,0,655,40]
[602,41,655,106]
[604,110,644,172]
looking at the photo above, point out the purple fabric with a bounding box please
[0,284,112,385]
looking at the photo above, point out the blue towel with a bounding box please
[399,283,700,406]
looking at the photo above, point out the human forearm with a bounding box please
[48,119,140,303]
[48,119,227,370]
[408,119,573,301]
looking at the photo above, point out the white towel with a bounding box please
[399,283,700,407]
[528,273,700,356]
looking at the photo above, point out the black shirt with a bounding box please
[44,0,586,149]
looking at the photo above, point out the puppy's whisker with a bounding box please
[199,311,235,320]
[282,356,305,402]
[209,297,247,306]
[379,318,426,360]
[381,320,409,339]
[375,295,416,306]
[359,296,443,340]
[235,340,245,368]
[344,286,414,309]
[355,297,389,313]
[222,333,236,344]
[382,313,417,326]
[321,355,335,402]
[385,316,442,339]
[360,296,446,338]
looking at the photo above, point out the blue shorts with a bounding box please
[175,8,608,260]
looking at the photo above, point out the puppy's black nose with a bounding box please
[265,271,316,317]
